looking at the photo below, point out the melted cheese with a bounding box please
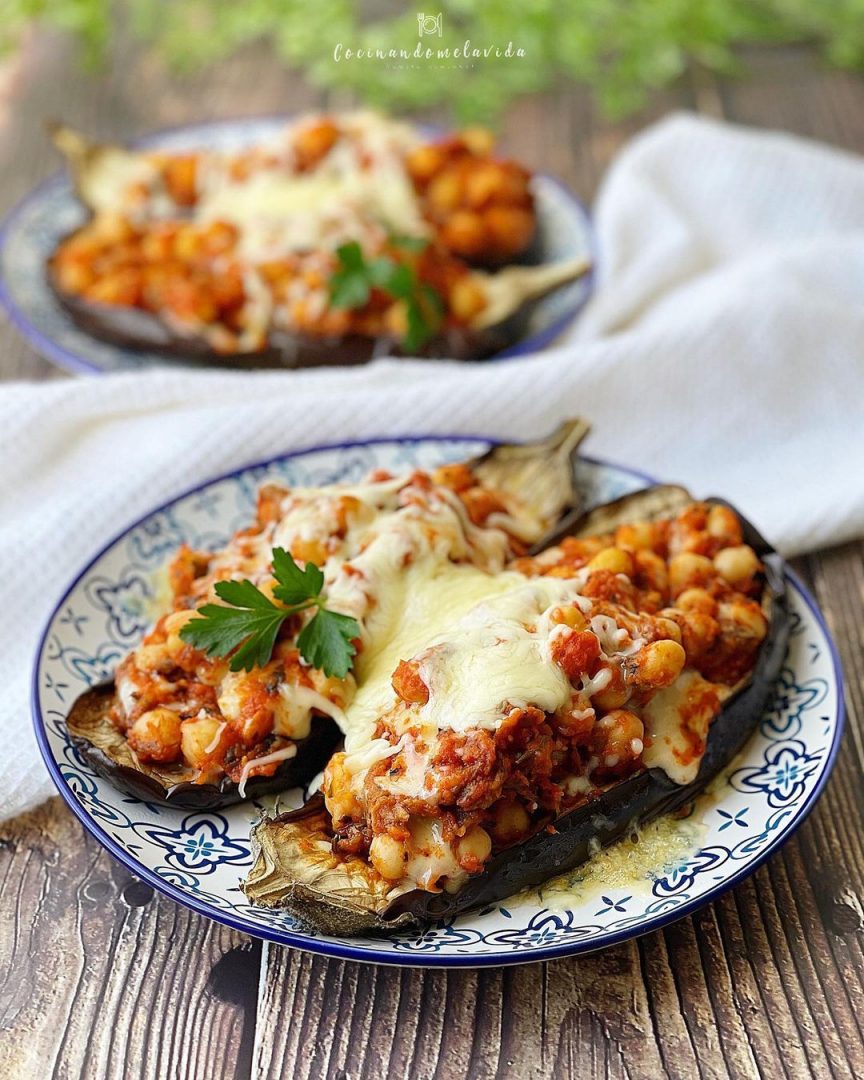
[275,683,347,740]
[196,111,427,259]
[200,168,427,259]
[415,579,588,734]
[642,669,728,784]
[341,564,526,774]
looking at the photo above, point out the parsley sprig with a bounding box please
[328,240,444,353]
[179,548,359,678]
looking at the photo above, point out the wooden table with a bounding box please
[2,31,863,1079]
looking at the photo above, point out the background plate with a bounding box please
[0,117,594,374]
[33,437,843,967]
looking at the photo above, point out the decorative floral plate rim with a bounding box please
[31,436,844,968]
[0,115,594,376]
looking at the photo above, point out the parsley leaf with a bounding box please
[329,241,372,309]
[180,594,287,672]
[271,546,324,606]
[327,241,443,353]
[404,284,445,352]
[297,609,359,680]
[179,547,359,677]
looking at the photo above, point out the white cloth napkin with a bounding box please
[3,113,864,820]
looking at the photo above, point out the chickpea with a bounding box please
[592,665,631,710]
[164,609,194,636]
[707,505,743,545]
[131,642,172,672]
[482,206,535,256]
[86,270,142,308]
[464,163,508,209]
[173,225,203,263]
[323,753,362,824]
[128,707,182,763]
[652,616,683,645]
[427,170,463,214]
[633,549,669,594]
[718,600,768,641]
[54,259,95,295]
[592,709,644,768]
[383,299,409,338]
[163,156,198,207]
[630,639,686,689]
[180,714,224,769]
[457,826,492,870]
[432,462,474,492]
[676,588,717,616]
[615,521,656,551]
[668,552,716,597]
[461,487,505,526]
[448,277,487,323]
[370,833,408,883]
[290,537,327,567]
[293,119,340,171]
[492,801,531,844]
[679,611,719,658]
[405,143,446,184]
[91,212,136,244]
[587,546,634,577]
[550,605,588,632]
[440,210,486,258]
[714,545,760,587]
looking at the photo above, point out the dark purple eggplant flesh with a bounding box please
[241,490,790,936]
[66,681,342,810]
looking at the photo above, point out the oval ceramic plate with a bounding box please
[33,437,843,967]
[0,117,593,375]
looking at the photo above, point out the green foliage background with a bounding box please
[5,0,864,120]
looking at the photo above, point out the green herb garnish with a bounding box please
[328,240,444,352]
[180,547,359,677]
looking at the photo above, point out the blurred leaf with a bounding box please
[8,0,864,121]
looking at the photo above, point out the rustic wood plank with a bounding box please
[0,798,260,1079]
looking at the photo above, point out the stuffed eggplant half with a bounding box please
[47,112,589,366]
[66,421,591,808]
[242,486,789,935]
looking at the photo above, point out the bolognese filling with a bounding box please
[321,501,768,893]
[50,111,535,354]
[106,457,767,893]
[109,461,545,791]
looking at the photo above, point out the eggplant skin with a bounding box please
[47,263,520,369]
[66,681,342,810]
[242,494,791,936]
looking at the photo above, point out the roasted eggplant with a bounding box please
[63,422,590,810]
[47,276,523,369]
[241,488,789,935]
[47,118,590,368]
[66,681,342,810]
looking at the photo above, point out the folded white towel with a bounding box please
[3,113,863,820]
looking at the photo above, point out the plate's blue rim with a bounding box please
[30,435,845,968]
[0,114,595,377]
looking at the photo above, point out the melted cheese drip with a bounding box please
[341,564,527,781]
[196,111,427,259]
[642,669,728,784]
[196,472,544,771]
[415,579,589,734]
[200,168,426,260]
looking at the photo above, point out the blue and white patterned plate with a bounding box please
[0,117,593,375]
[32,438,844,967]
